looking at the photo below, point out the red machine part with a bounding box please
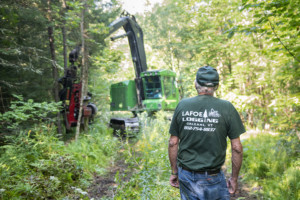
[67,83,81,127]
[65,83,94,129]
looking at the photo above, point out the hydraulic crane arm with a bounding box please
[108,15,147,78]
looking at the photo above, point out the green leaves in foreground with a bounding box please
[241,132,300,200]
[0,126,86,199]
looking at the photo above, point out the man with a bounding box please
[168,66,245,200]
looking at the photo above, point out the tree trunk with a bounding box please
[47,0,62,135]
[75,0,88,140]
[62,27,68,72]
[0,87,6,113]
[61,0,68,73]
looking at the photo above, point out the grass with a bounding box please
[63,122,120,176]
[238,131,300,200]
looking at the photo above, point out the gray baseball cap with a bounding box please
[196,66,219,87]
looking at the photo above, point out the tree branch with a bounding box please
[265,13,300,62]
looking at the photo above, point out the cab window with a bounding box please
[144,76,162,99]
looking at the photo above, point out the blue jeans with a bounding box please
[178,167,230,200]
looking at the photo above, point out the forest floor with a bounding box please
[87,130,262,199]
[88,157,128,199]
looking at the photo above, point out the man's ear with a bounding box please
[194,80,197,89]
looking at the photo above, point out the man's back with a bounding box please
[168,66,244,199]
[170,95,244,171]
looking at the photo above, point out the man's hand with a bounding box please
[227,177,238,194]
[169,174,179,188]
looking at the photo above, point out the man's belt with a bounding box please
[179,164,220,175]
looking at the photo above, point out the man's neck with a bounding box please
[198,93,214,96]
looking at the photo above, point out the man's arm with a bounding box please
[228,137,243,194]
[168,135,179,188]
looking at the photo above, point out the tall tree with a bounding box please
[60,0,68,72]
[46,0,63,134]
[75,0,88,140]
[0,0,54,105]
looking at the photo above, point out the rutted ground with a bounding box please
[88,160,124,199]
[87,152,132,199]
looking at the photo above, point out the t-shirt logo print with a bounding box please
[181,108,221,132]
[208,109,221,118]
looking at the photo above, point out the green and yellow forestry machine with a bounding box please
[108,13,180,133]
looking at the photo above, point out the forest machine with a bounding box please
[108,13,180,133]
[58,46,97,132]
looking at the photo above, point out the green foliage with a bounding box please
[0,125,87,199]
[0,0,55,103]
[0,111,121,199]
[142,0,244,98]
[0,95,61,133]
[238,132,300,199]
[63,122,120,175]
[88,48,124,114]
[240,0,300,61]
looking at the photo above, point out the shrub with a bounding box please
[0,95,60,135]
[240,132,299,199]
[0,125,87,199]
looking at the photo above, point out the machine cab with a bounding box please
[141,69,179,111]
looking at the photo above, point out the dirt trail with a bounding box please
[88,158,129,199]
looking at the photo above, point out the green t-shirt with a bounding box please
[169,95,245,171]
